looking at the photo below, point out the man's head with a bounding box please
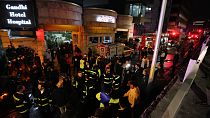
[129,81,137,89]
[78,71,83,77]
[135,64,139,69]
[17,85,26,93]
[57,77,64,88]
[105,66,110,73]
[38,80,45,90]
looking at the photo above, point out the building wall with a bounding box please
[36,0,82,26]
[168,0,191,34]
[83,0,109,7]
[116,15,133,40]
[117,15,133,29]
[0,31,10,48]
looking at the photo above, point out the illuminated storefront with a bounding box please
[83,8,117,51]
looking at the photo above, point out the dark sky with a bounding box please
[63,0,210,20]
[191,0,210,20]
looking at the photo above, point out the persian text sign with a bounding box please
[96,15,116,23]
[0,0,36,29]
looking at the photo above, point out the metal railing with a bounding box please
[140,36,208,118]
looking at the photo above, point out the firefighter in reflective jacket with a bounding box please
[80,54,88,70]
[112,75,121,90]
[33,80,52,117]
[110,75,121,105]
[92,64,101,79]
[92,64,102,90]
[81,74,95,103]
[13,85,31,118]
[103,66,113,91]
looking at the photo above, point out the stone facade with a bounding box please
[36,0,82,26]
[117,15,133,29]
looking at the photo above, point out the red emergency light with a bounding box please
[188,34,199,39]
[198,29,202,33]
[36,29,45,42]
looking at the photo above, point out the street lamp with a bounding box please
[148,0,168,84]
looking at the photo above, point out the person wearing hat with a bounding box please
[33,80,52,118]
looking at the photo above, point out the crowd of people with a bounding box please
[0,42,172,118]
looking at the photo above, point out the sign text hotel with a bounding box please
[6,4,31,26]
[0,0,35,29]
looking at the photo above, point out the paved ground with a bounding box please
[175,48,210,118]
[151,45,210,118]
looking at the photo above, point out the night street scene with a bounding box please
[0,0,210,118]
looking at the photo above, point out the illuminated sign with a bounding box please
[96,15,116,23]
[0,0,36,29]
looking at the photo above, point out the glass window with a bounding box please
[129,4,133,16]
[103,36,112,43]
[129,3,145,17]
[89,37,99,44]
[141,6,146,17]
[132,5,139,17]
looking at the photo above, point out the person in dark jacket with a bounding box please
[115,59,123,76]
[33,80,52,118]
[171,50,180,77]
[132,64,142,80]
[64,54,71,77]
[94,101,113,118]
[52,76,68,115]
[117,97,132,118]
[72,54,82,75]
[74,45,82,55]
[13,85,31,118]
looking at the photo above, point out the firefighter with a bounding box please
[87,64,99,89]
[13,85,31,118]
[92,64,102,90]
[80,54,88,71]
[72,71,85,97]
[103,66,114,91]
[109,75,121,109]
[80,65,96,102]
[112,75,121,91]
[33,80,52,118]
[92,64,101,79]
[82,61,90,76]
